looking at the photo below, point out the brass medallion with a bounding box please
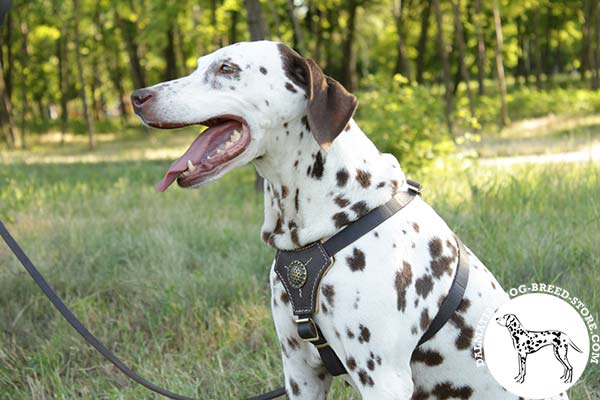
[287,260,308,289]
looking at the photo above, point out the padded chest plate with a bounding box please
[274,243,332,316]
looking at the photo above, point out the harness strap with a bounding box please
[0,220,286,400]
[418,237,470,346]
[275,179,471,379]
[296,320,347,376]
[323,180,422,256]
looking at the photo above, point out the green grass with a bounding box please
[1,141,599,399]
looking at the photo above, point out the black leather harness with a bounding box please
[274,180,470,376]
[0,179,469,398]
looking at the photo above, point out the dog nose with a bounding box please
[131,89,155,112]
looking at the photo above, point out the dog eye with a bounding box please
[218,63,238,74]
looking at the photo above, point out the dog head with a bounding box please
[496,313,520,328]
[131,41,357,192]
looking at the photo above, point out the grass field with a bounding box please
[1,129,599,399]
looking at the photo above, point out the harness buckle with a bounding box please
[295,317,320,342]
[406,179,422,195]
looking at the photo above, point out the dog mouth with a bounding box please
[155,116,251,192]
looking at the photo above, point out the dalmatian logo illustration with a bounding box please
[496,313,583,384]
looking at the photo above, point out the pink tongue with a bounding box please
[155,129,213,192]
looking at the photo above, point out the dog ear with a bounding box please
[304,59,358,150]
[278,43,358,150]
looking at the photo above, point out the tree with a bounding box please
[244,0,267,192]
[533,8,543,89]
[0,59,15,148]
[415,0,432,85]
[18,11,29,148]
[0,0,15,148]
[116,8,146,89]
[73,0,95,149]
[452,0,474,118]
[287,0,305,53]
[433,0,453,134]
[340,0,360,92]
[164,25,178,80]
[492,0,509,127]
[473,0,486,95]
[393,0,411,81]
[54,0,69,144]
[244,0,267,41]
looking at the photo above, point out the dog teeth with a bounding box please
[187,159,196,172]
[224,130,241,149]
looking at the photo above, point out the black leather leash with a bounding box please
[274,180,470,377]
[0,220,286,400]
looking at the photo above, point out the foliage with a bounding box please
[356,74,455,170]
[474,82,600,127]
[2,0,600,150]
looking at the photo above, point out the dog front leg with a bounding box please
[351,364,414,400]
[280,351,333,400]
[516,354,527,383]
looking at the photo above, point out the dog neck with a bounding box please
[253,117,407,250]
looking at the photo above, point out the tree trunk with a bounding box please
[91,4,104,121]
[53,0,68,143]
[100,18,128,127]
[324,7,339,71]
[393,0,411,81]
[0,60,15,148]
[310,5,324,64]
[341,0,359,92]
[4,12,13,98]
[582,0,594,82]
[164,25,178,81]
[452,0,474,118]
[244,0,267,191]
[56,20,69,144]
[116,10,146,89]
[229,10,239,44]
[473,0,486,95]
[543,9,552,81]
[175,25,187,74]
[592,1,600,89]
[415,0,431,84]
[73,0,95,149]
[0,9,15,148]
[492,0,509,128]
[36,99,47,121]
[533,8,543,89]
[112,47,128,127]
[18,15,29,149]
[210,0,224,47]
[244,0,267,41]
[287,0,305,53]
[432,0,453,134]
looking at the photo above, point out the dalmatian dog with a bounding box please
[131,41,568,400]
[496,313,583,384]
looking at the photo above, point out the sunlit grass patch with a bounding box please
[464,113,600,158]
